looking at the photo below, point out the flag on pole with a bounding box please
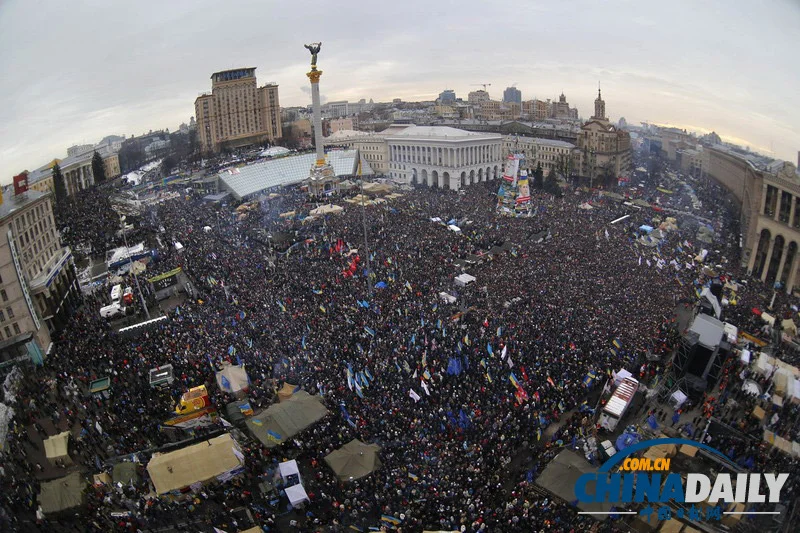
[409,388,421,402]
[364,326,376,337]
[487,343,493,355]
[277,300,286,312]
[507,356,514,369]
[547,376,556,387]
[509,373,521,389]
[421,380,430,396]
[501,345,507,360]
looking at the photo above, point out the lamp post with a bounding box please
[358,159,373,298]
[120,217,150,320]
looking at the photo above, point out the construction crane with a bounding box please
[470,83,491,91]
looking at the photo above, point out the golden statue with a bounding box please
[304,42,322,69]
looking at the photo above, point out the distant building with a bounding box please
[503,87,521,104]
[550,92,578,120]
[467,90,491,105]
[438,89,456,104]
[327,117,355,135]
[0,190,79,359]
[323,129,390,175]
[386,125,503,190]
[618,117,627,128]
[522,100,550,121]
[575,89,631,183]
[194,67,282,154]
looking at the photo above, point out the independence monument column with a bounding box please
[304,42,336,195]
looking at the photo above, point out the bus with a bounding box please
[598,376,639,431]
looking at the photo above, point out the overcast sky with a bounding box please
[1,0,798,183]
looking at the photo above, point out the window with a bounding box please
[12,323,20,335]
[3,327,9,338]
[0,290,6,302]
[7,307,13,319]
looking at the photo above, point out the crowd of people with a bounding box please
[1,152,799,532]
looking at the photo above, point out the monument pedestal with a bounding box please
[307,163,337,196]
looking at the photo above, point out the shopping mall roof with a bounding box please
[218,149,372,200]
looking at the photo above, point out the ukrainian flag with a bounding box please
[408,472,419,481]
[509,372,520,389]
[612,339,622,349]
[381,515,401,525]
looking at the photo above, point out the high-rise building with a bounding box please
[503,86,521,104]
[0,190,79,362]
[195,68,282,154]
[438,89,456,104]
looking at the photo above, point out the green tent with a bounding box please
[112,462,140,487]
[324,439,382,482]
[39,472,86,515]
[246,391,328,448]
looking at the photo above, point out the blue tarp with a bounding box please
[639,225,654,234]
[615,432,640,451]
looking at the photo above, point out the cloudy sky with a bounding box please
[1,0,798,183]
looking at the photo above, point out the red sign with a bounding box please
[13,172,28,195]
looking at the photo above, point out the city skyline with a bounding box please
[1,0,798,183]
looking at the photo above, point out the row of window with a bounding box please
[0,322,21,340]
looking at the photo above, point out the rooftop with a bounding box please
[385,124,500,140]
[218,149,373,200]
[0,189,49,222]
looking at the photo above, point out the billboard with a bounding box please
[13,172,28,195]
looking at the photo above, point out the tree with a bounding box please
[91,151,107,184]
[162,155,177,175]
[52,163,67,204]
[532,162,544,189]
[544,168,561,196]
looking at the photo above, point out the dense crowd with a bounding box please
[2,155,799,531]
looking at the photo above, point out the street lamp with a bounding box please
[120,216,151,320]
[358,160,373,298]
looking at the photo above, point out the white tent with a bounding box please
[739,349,751,365]
[454,273,476,287]
[279,459,301,484]
[285,484,310,507]
[670,391,688,409]
[761,312,775,326]
[215,362,249,394]
[438,292,457,304]
[44,431,73,466]
[447,225,461,233]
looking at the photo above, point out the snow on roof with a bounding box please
[392,126,500,139]
[219,150,372,200]
[260,146,291,157]
[325,130,370,141]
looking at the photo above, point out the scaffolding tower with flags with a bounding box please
[496,153,531,216]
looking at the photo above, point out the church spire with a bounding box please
[593,82,606,121]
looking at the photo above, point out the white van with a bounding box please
[100,303,125,319]
[110,284,122,303]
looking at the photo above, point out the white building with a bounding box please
[503,136,578,175]
[386,125,503,190]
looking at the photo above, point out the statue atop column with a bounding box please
[304,42,322,70]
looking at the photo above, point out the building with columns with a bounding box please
[24,144,121,197]
[386,125,503,190]
[707,146,800,292]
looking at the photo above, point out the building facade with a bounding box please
[195,68,282,153]
[323,130,391,175]
[0,190,80,361]
[707,147,800,292]
[386,125,503,190]
[503,136,578,175]
[575,89,631,183]
[468,90,491,105]
[550,92,579,120]
[25,144,121,197]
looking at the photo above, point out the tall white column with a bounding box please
[310,75,325,165]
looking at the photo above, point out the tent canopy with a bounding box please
[246,391,328,448]
[277,382,299,402]
[285,484,310,507]
[535,450,613,516]
[216,362,249,394]
[113,462,140,487]
[146,434,244,494]
[44,431,72,464]
[324,439,382,482]
[39,472,86,515]
[310,204,344,216]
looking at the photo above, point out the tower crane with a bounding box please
[470,83,491,91]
